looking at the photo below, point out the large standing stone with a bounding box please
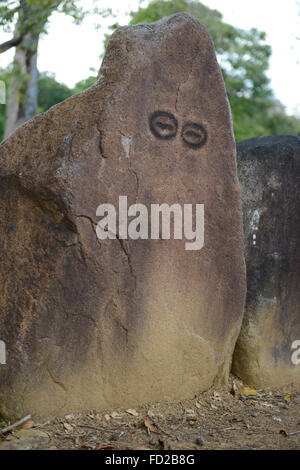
[233,136,300,390]
[0,13,245,420]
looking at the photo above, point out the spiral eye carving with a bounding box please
[181,122,207,149]
[149,111,178,140]
[149,110,207,150]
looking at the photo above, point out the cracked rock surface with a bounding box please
[0,13,245,420]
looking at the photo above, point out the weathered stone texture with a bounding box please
[0,13,245,419]
[233,136,300,389]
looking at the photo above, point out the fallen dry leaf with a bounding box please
[126,409,138,417]
[75,436,84,447]
[20,419,35,430]
[81,442,96,450]
[63,423,73,433]
[98,443,114,450]
[239,387,259,397]
[185,409,197,421]
[111,412,122,419]
[141,416,157,434]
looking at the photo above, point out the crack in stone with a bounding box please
[115,318,129,345]
[103,298,129,345]
[181,320,216,360]
[59,132,74,161]
[75,214,101,250]
[0,174,77,233]
[115,235,137,291]
[96,122,108,159]
[175,61,194,113]
[65,311,98,329]
[129,168,139,204]
[53,237,79,248]
[75,214,97,230]
[46,365,67,393]
[175,29,196,113]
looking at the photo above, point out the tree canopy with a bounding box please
[105,0,300,141]
[0,0,299,142]
[0,69,97,140]
[0,0,84,54]
[0,0,96,138]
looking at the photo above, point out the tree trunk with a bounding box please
[4,33,39,139]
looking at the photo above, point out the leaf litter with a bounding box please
[1,375,300,450]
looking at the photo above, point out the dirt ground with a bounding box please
[1,375,300,450]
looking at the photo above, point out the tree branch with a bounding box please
[0,35,23,54]
[0,415,31,435]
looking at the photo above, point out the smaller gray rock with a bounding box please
[195,435,205,446]
[0,429,50,450]
[233,135,300,390]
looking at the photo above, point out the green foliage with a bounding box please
[0,67,12,141]
[37,72,97,113]
[130,0,192,23]
[105,0,300,141]
[38,72,97,113]
[38,72,72,112]
[0,0,85,37]
[0,108,5,141]
[71,75,97,95]
[0,1,97,138]
[103,22,120,51]
[1,1,299,142]
[0,70,98,140]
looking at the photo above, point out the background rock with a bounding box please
[0,429,50,450]
[0,13,245,420]
[233,135,300,389]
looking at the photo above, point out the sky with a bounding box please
[0,0,300,115]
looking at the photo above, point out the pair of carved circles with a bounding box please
[149,110,207,149]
